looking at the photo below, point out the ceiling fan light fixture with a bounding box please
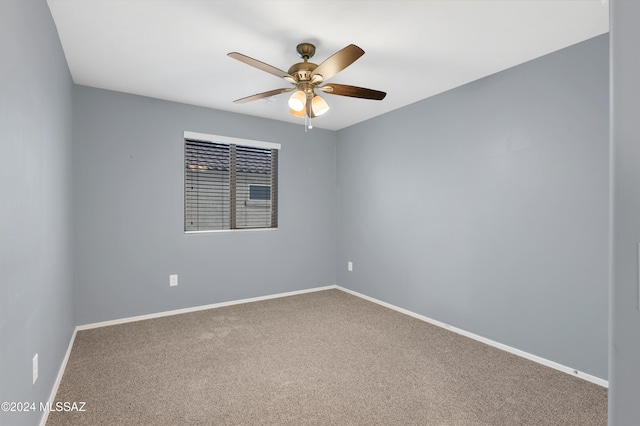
[288,90,306,111]
[311,95,329,116]
[289,108,305,118]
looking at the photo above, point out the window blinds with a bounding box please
[184,135,278,232]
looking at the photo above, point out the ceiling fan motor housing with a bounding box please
[288,62,317,83]
[289,43,320,84]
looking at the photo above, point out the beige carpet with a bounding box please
[46,289,607,425]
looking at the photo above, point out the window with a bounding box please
[184,132,280,232]
[249,184,271,201]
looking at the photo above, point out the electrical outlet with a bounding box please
[348,261,353,272]
[169,274,178,287]
[32,353,38,385]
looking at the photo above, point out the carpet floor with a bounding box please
[46,289,607,425]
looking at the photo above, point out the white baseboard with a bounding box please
[77,285,338,330]
[39,327,77,426]
[336,286,608,388]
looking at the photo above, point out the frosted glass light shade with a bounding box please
[288,91,306,111]
[311,95,329,116]
[289,108,304,118]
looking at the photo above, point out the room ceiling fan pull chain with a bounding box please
[305,113,312,132]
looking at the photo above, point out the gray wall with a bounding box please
[610,0,640,423]
[336,35,609,379]
[0,1,75,425]
[72,86,337,325]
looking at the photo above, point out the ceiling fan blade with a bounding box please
[319,83,386,100]
[228,52,296,81]
[310,44,364,82]
[233,88,293,104]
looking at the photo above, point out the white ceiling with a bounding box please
[47,0,609,131]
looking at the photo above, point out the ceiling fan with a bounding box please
[227,43,386,122]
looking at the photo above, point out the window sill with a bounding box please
[184,227,278,235]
